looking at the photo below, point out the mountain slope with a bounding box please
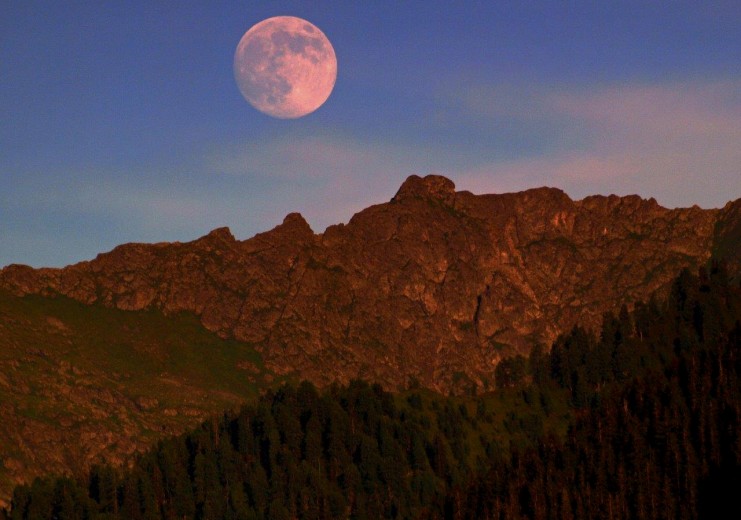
[6,266,740,519]
[0,291,275,506]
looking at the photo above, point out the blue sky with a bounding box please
[2,1,740,267]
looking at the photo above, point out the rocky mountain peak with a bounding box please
[714,198,741,276]
[192,227,237,253]
[202,226,235,243]
[273,212,315,241]
[393,174,456,204]
[281,212,312,231]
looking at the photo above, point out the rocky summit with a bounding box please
[3,175,740,394]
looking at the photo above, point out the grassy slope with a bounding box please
[0,290,279,505]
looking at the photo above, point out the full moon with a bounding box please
[234,16,337,119]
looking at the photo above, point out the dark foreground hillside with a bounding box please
[0,291,276,505]
[4,263,740,519]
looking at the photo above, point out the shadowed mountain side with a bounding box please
[0,291,276,507]
[1,175,738,393]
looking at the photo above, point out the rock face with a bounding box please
[2,175,739,392]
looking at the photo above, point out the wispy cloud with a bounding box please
[204,134,444,232]
[208,134,431,184]
[2,136,432,268]
[80,182,211,226]
[452,79,741,207]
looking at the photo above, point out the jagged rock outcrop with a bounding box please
[2,175,738,392]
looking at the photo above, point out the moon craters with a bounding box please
[234,16,337,119]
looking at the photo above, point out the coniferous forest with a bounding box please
[4,263,740,519]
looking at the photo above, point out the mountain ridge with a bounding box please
[3,175,739,393]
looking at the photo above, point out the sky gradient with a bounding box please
[2,1,740,268]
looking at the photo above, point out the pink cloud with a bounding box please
[451,80,741,208]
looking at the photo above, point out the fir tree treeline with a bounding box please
[4,263,740,519]
[460,263,741,519]
[6,380,503,520]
